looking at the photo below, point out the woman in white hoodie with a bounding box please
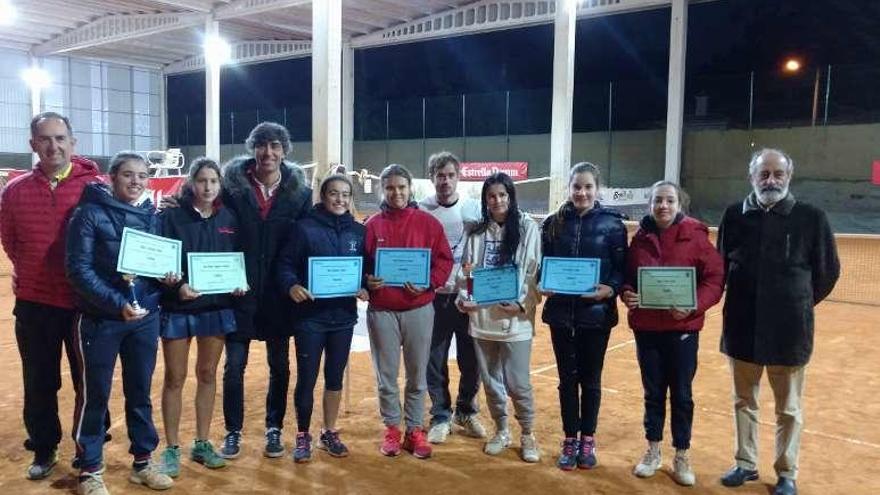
[456,172,542,463]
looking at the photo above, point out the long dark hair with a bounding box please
[549,162,601,240]
[472,172,521,266]
[181,156,222,202]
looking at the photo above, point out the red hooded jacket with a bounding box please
[1,156,102,309]
[365,205,453,311]
[622,215,724,332]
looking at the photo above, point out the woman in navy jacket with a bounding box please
[66,152,176,494]
[540,162,628,471]
[276,174,367,463]
[158,157,246,476]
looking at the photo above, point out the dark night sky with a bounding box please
[167,0,880,130]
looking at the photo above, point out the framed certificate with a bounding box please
[308,256,363,298]
[472,264,519,306]
[187,252,247,295]
[638,267,697,310]
[117,227,182,278]
[375,248,431,288]
[540,256,601,295]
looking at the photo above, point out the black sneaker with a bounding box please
[264,427,284,458]
[26,449,58,480]
[556,438,579,471]
[220,431,242,459]
[318,429,350,458]
[293,432,312,463]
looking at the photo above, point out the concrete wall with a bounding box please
[4,124,877,232]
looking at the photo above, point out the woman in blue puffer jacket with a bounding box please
[540,161,628,472]
[276,174,368,463]
[66,151,177,494]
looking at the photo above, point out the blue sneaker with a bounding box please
[293,432,312,463]
[578,435,598,469]
[159,446,180,478]
[219,431,242,459]
[318,429,350,458]
[556,438,579,471]
[264,427,284,458]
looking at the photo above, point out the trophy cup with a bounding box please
[463,262,475,302]
[121,273,148,315]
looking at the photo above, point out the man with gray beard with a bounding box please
[716,148,840,495]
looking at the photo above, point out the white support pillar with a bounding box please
[664,0,688,184]
[312,0,343,201]
[205,18,221,161]
[548,0,577,211]
[28,56,42,165]
[342,42,354,170]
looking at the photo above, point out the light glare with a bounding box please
[783,58,801,73]
[204,35,231,67]
[0,0,17,26]
[21,66,51,90]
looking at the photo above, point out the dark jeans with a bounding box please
[293,328,353,432]
[14,299,109,456]
[222,335,290,432]
[426,294,480,425]
[634,331,699,449]
[549,324,611,438]
[73,313,160,470]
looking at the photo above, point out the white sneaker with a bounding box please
[484,430,511,456]
[427,421,452,444]
[633,442,662,478]
[520,433,540,463]
[454,413,488,438]
[673,449,696,486]
[129,461,173,490]
[79,469,110,495]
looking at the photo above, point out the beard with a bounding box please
[754,184,788,206]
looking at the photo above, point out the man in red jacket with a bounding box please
[0,112,102,481]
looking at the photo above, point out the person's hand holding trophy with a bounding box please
[116,226,184,321]
[456,262,479,313]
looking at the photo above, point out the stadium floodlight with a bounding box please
[21,66,51,90]
[204,35,232,67]
[0,0,17,26]
[783,58,802,73]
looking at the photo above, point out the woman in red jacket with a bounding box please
[621,181,723,487]
[364,164,453,460]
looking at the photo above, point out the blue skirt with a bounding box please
[160,309,236,340]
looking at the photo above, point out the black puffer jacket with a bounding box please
[65,183,162,319]
[276,204,365,333]
[160,197,240,313]
[540,201,628,330]
[222,156,312,339]
[717,193,840,366]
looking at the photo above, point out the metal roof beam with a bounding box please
[351,0,674,49]
[165,39,312,74]
[149,0,215,12]
[214,0,311,20]
[33,12,206,56]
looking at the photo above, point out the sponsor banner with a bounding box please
[600,187,652,206]
[873,160,880,186]
[0,169,185,205]
[460,162,528,181]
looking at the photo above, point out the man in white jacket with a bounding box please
[419,152,487,444]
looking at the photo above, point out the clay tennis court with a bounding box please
[0,235,877,494]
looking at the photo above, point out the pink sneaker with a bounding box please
[402,427,432,459]
[380,425,402,457]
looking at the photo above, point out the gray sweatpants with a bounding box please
[473,337,535,433]
[367,303,434,429]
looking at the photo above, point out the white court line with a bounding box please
[530,338,635,376]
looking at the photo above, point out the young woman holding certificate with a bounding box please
[620,181,723,486]
[66,152,177,494]
[364,164,452,460]
[455,172,542,463]
[276,174,368,463]
[158,157,245,477]
[540,162,627,472]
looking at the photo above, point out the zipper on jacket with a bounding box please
[570,217,584,325]
[785,233,790,260]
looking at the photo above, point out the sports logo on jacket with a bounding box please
[348,240,359,253]
[218,227,236,235]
